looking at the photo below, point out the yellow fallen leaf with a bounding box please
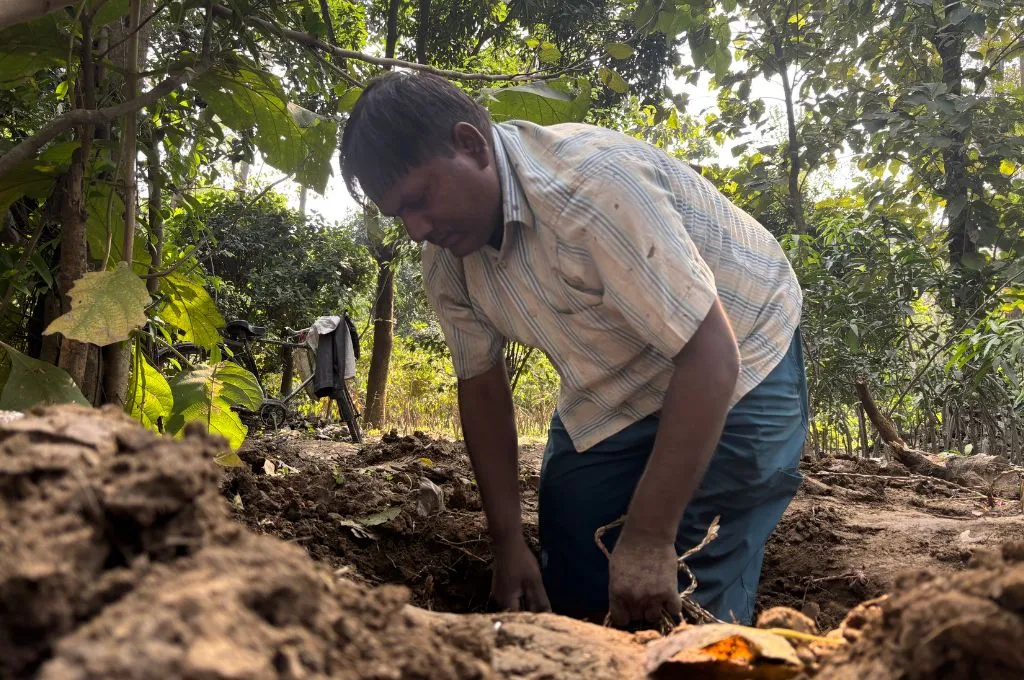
[645,623,802,679]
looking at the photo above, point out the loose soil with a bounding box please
[226,428,1024,632]
[4,406,1024,679]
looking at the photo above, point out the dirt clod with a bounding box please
[818,549,1024,679]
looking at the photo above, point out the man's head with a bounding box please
[340,72,503,257]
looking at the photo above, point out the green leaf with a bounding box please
[538,43,561,63]
[159,272,225,350]
[208,362,263,410]
[336,86,363,112]
[92,0,130,27]
[0,14,67,87]
[55,80,68,99]
[215,451,245,467]
[482,78,590,125]
[962,13,986,38]
[961,251,986,271]
[598,67,629,94]
[84,180,151,271]
[165,361,260,450]
[127,344,173,432]
[0,341,88,410]
[1000,159,1017,176]
[632,2,658,32]
[194,66,335,193]
[604,42,635,60]
[44,263,152,346]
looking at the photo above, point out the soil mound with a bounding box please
[0,406,492,680]
[818,542,1024,679]
[222,431,526,613]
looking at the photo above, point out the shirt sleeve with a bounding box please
[562,161,719,360]
[421,244,505,380]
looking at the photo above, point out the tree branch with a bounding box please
[0,65,209,182]
[219,6,571,82]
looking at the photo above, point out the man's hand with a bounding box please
[491,536,551,612]
[608,532,680,626]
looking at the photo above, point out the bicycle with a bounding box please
[151,318,363,443]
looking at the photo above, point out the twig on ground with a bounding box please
[810,470,990,501]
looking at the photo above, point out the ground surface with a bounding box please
[4,406,1024,680]
[226,427,1024,631]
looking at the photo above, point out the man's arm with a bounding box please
[459,363,551,612]
[608,297,739,626]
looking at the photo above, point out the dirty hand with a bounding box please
[491,536,551,613]
[608,532,681,627]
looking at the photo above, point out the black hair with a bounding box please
[340,71,493,204]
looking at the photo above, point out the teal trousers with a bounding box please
[538,330,808,624]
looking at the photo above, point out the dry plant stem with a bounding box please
[594,514,723,625]
[810,471,991,501]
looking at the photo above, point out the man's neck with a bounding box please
[488,220,504,250]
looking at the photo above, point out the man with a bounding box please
[340,72,807,627]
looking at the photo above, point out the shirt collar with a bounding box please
[488,125,534,260]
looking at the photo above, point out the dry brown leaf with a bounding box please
[645,623,802,679]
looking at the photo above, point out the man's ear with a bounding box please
[452,122,491,169]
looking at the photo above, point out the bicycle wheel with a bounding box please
[335,386,362,444]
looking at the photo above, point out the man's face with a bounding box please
[375,122,502,258]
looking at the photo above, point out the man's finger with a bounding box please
[609,593,632,627]
[525,579,552,613]
[643,600,663,624]
[497,587,523,612]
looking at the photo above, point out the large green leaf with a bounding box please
[159,272,225,350]
[0,341,89,410]
[604,42,635,59]
[194,66,335,193]
[165,361,262,450]
[44,263,151,346]
[482,77,591,125]
[85,181,151,271]
[0,14,68,87]
[0,143,78,216]
[598,67,629,94]
[127,344,173,432]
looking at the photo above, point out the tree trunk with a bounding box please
[385,0,401,60]
[773,35,807,234]
[857,403,869,457]
[55,141,93,390]
[415,0,431,64]
[102,0,145,406]
[145,132,163,294]
[279,343,294,396]
[298,185,308,216]
[854,378,956,480]
[364,259,395,428]
[929,3,978,316]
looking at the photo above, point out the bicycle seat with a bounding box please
[224,319,267,339]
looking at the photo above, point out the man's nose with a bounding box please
[403,214,433,243]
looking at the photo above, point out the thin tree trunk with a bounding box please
[279,343,294,396]
[929,2,978,317]
[298,185,308,215]
[56,14,97,390]
[857,403,869,457]
[364,259,395,428]
[103,0,144,407]
[416,0,431,64]
[773,35,807,234]
[385,0,401,60]
[145,132,163,294]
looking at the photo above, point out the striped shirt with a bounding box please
[422,121,803,452]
